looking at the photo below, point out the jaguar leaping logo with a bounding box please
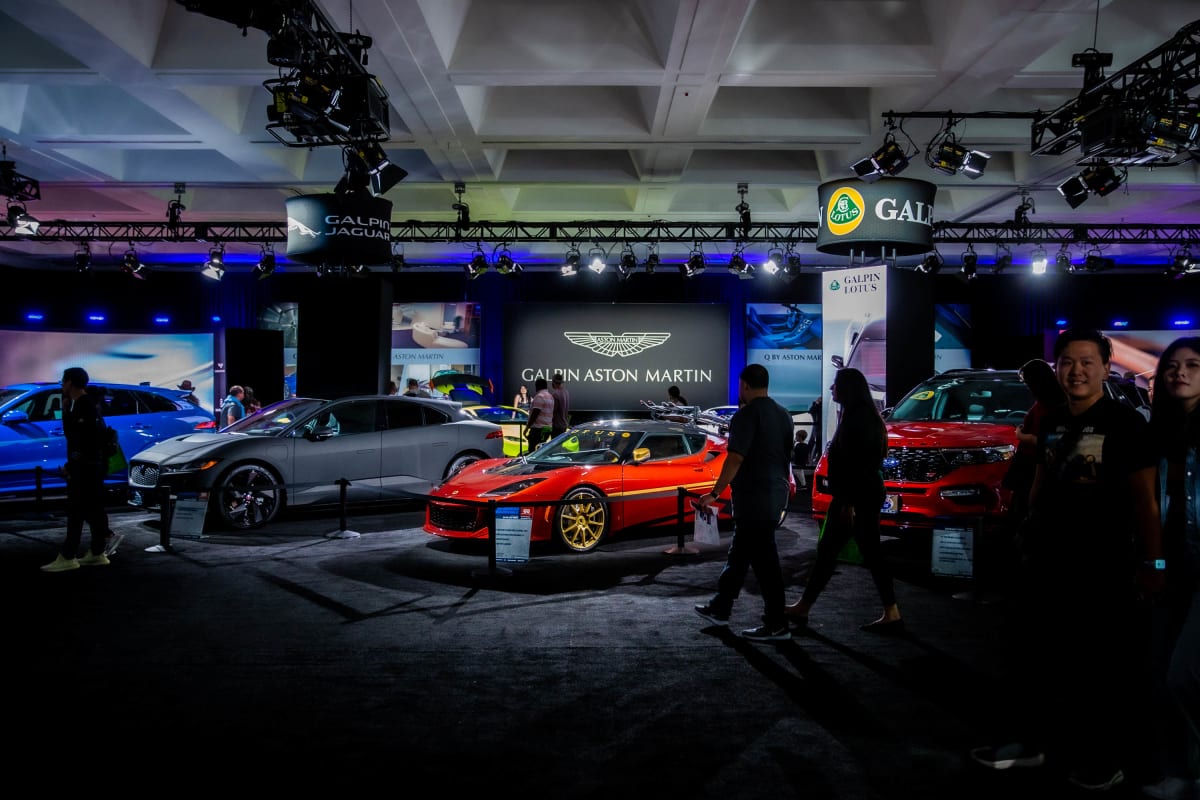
[287,216,320,238]
[564,332,671,358]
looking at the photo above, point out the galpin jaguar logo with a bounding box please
[287,216,320,238]
[564,332,671,358]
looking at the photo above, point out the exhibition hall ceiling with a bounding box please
[0,0,1198,274]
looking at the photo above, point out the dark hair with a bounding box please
[62,366,89,387]
[535,378,548,391]
[552,373,564,384]
[739,363,769,390]
[407,378,419,387]
[1150,336,1200,450]
[1052,328,1112,363]
[668,385,681,397]
[832,367,887,454]
[1019,358,1066,406]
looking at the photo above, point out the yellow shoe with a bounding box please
[40,554,80,572]
[79,552,110,567]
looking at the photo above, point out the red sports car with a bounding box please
[424,419,736,552]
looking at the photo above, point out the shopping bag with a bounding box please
[692,501,720,545]
[817,513,862,564]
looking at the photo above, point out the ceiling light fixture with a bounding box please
[1055,245,1073,272]
[466,246,489,279]
[761,246,784,276]
[727,248,754,279]
[73,243,91,274]
[1057,160,1125,208]
[1082,250,1116,273]
[1030,246,1048,275]
[643,252,659,275]
[617,247,637,280]
[201,245,226,281]
[927,125,990,179]
[254,247,277,279]
[1166,247,1200,279]
[916,252,942,275]
[734,182,751,238]
[851,124,911,183]
[994,244,1012,275]
[561,246,580,277]
[781,250,802,284]
[5,201,40,235]
[683,247,706,278]
[960,245,978,280]
[122,247,147,280]
[587,247,607,274]
[495,245,521,276]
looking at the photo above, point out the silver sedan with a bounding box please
[127,395,505,530]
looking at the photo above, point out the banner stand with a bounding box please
[326,478,361,539]
[472,500,514,579]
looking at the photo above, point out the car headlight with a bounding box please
[481,478,546,497]
[161,458,222,474]
[940,445,1015,467]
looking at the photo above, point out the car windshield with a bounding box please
[0,388,30,409]
[527,427,640,465]
[887,375,1033,424]
[471,406,528,424]
[223,398,326,435]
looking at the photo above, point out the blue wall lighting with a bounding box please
[153,315,170,325]
[1054,318,1068,327]
[86,313,106,323]
[1173,318,1193,327]
[211,315,222,323]
[25,312,44,322]
[1111,320,1129,328]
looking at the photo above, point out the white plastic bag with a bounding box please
[692,501,720,545]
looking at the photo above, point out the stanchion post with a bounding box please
[158,484,173,551]
[664,486,700,555]
[326,478,361,539]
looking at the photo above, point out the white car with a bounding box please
[127,395,505,530]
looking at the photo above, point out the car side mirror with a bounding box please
[305,425,336,441]
[830,355,845,369]
[632,447,651,464]
[2,409,29,424]
[881,407,893,419]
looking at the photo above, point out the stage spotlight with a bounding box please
[734,182,751,238]
[253,248,277,279]
[561,247,581,276]
[916,252,942,275]
[1057,161,1124,208]
[851,133,909,183]
[618,248,637,280]
[495,247,521,276]
[73,244,91,274]
[683,248,706,278]
[761,247,783,276]
[1144,113,1199,158]
[1166,248,1200,279]
[994,245,1012,275]
[1082,251,1115,272]
[390,253,406,273]
[201,246,225,281]
[122,247,147,280]
[466,248,489,279]
[352,140,407,196]
[1030,247,1048,275]
[930,139,991,179]
[781,251,802,284]
[587,247,607,274]
[1055,245,1072,272]
[960,246,977,280]
[643,252,659,274]
[6,202,39,235]
[727,249,754,279]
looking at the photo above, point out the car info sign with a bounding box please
[495,506,533,563]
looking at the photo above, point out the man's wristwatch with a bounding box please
[1142,558,1167,571]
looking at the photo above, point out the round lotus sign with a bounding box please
[816,177,936,256]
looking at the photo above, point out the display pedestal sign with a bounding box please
[171,492,209,540]
[931,523,974,578]
[494,506,532,564]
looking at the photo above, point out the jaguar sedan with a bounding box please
[0,381,212,500]
[127,395,505,530]
[461,404,530,457]
[424,419,735,553]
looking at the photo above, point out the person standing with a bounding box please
[526,378,555,449]
[221,385,245,428]
[243,385,262,415]
[549,373,571,438]
[513,385,531,410]
[970,328,1161,792]
[808,395,823,466]
[385,380,399,396]
[791,429,811,489]
[667,385,687,405]
[41,367,111,572]
[783,367,901,632]
[694,364,795,641]
[1141,336,1200,800]
[403,378,431,398]
[177,379,200,406]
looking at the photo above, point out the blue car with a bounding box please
[0,381,214,499]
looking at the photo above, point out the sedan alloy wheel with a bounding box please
[555,486,609,553]
[216,463,282,530]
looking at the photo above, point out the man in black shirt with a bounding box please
[694,364,795,640]
[42,367,112,571]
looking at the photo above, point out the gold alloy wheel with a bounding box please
[556,487,608,552]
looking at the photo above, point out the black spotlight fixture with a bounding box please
[1055,245,1073,273]
[781,250,802,284]
[452,181,470,234]
[1057,161,1125,208]
[734,182,751,238]
[916,252,942,275]
[348,140,407,196]
[960,246,978,280]
[727,248,754,279]
[760,246,784,276]
[389,252,405,273]
[466,247,489,279]
[928,135,990,179]
[495,246,521,276]
[254,247,276,279]
[851,130,910,183]
[73,243,91,274]
[201,245,225,281]
[643,252,659,275]
[1082,250,1116,273]
[122,247,147,280]
[617,247,637,280]
[561,246,581,276]
[5,201,40,235]
[1166,247,1200,279]
[1030,246,1049,275]
[994,245,1012,275]
[586,247,607,274]
[683,247,706,278]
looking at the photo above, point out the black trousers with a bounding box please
[62,462,108,558]
[800,497,896,608]
[713,516,786,628]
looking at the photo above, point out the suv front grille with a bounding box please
[129,463,161,488]
[428,502,483,532]
[883,448,953,483]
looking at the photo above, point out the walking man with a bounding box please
[550,372,571,437]
[694,364,795,640]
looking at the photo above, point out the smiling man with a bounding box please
[971,328,1162,792]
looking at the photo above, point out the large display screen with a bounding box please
[504,303,729,412]
[745,303,822,414]
[0,330,215,411]
[1101,328,1200,388]
[391,302,481,393]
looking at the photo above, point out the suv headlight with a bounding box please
[941,445,1015,466]
[481,478,546,497]
[161,458,222,474]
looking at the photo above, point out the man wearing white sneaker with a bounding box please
[41,367,111,572]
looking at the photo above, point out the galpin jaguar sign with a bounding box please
[285,193,394,266]
[504,303,730,411]
[815,177,936,256]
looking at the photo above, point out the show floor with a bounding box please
[0,498,1155,797]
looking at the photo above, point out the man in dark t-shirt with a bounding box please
[694,364,794,641]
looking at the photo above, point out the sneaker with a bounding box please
[1140,776,1193,800]
[79,552,110,567]
[103,532,124,556]
[694,603,730,626]
[40,554,80,572]
[1067,768,1123,792]
[741,624,791,642]
[969,743,1045,770]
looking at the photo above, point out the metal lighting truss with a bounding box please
[3,220,1200,249]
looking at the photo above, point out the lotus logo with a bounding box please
[287,216,320,238]
[828,279,841,291]
[564,332,671,358]
[826,187,866,236]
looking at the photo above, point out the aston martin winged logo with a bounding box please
[564,332,671,358]
[287,216,320,238]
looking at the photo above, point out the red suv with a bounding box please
[811,368,1150,534]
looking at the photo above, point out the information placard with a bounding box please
[494,506,532,563]
[172,492,210,539]
[931,524,974,577]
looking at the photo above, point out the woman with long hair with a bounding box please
[1142,336,1200,800]
[513,384,530,410]
[784,367,903,632]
